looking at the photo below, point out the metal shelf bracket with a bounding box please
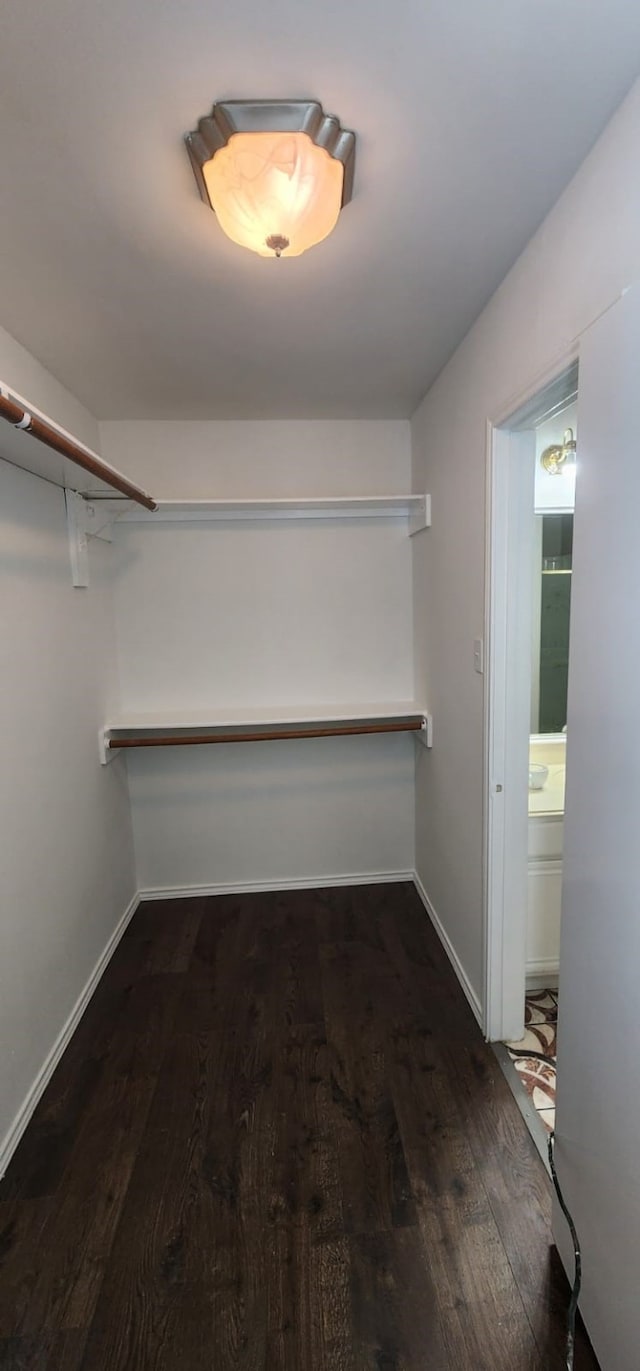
[65,491,132,586]
[409,494,431,536]
[415,714,433,748]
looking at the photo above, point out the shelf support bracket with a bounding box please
[65,491,130,586]
[65,489,89,587]
[409,494,431,536]
[99,727,117,765]
[415,714,433,748]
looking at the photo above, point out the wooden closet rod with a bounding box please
[109,719,423,749]
[0,392,157,510]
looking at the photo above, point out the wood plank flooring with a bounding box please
[0,883,598,1369]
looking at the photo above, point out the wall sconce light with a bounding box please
[540,427,577,475]
[185,99,356,258]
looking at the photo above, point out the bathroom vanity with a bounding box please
[527,735,565,983]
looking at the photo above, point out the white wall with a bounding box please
[411,76,640,1005]
[100,420,415,889]
[99,419,410,499]
[411,78,640,1369]
[0,325,98,452]
[128,734,414,891]
[112,518,413,712]
[553,287,640,1371]
[0,327,136,1171]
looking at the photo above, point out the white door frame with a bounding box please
[483,350,579,1042]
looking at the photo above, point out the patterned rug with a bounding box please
[505,989,557,1133]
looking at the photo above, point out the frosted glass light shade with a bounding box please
[202,131,344,258]
[185,100,355,259]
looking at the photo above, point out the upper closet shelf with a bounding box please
[112,494,430,533]
[0,385,156,508]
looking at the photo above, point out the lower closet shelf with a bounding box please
[99,703,432,763]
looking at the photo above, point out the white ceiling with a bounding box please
[0,1,639,419]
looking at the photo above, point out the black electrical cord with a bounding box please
[548,1130,582,1371]
[507,1047,555,1065]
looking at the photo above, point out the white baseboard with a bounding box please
[526,958,560,978]
[0,890,140,1180]
[412,871,484,1028]
[138,869,415,901]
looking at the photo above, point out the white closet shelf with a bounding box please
[73,494,430,581]
[112,494,431,533]
[100,701,433,763]
[0,385,156,507]
[106,701,425,731]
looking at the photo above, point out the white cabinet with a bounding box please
[527,816,563,980]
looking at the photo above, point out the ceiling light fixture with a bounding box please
[185,100,355,259]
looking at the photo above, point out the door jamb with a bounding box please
[482,347,579,1042]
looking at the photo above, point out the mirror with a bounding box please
[531,512,573,734]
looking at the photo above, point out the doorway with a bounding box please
[483,359,578,1064]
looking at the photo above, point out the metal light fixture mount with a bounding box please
[185,99,355,258]
[540,427,577,475]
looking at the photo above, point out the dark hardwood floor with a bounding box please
[0,882,598,1369]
